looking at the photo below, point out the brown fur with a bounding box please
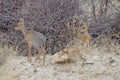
[78,22,91,48]
[15,19,46,64]
[62,48,81,63]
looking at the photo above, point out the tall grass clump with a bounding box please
[0,41,20,80]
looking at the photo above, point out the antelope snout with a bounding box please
[15,26,19,30]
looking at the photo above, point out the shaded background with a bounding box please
[0,0,120,55]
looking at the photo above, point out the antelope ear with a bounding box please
[66,22,70,27]
[63,48,70,53]
[84,22,89,27]
[79,19,83,24]
[19,18,24,22]
[72,15,78,23]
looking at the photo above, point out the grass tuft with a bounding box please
[0,44,20,80]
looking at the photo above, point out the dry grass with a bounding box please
[0,45,17,66]
[52,20,94,64]
[93,32,120,54]
[0,62,20,80]
[52,30,120,65]
[52,38,95,64]
[0,32,119,80]
[0,44,20,80]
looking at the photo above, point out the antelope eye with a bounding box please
[80,32,84,34]
[81,26,85,29]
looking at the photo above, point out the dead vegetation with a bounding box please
[0,44,17,66]
[0,0,120,55]
[0,42,19,80]
[0,0,120,76]
[52,47,81,64]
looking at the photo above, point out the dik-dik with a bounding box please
[15,19,46,64]
[78,22,91,49]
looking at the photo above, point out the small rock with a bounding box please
[93,63,106,75]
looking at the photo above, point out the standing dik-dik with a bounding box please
[15,18,46,64]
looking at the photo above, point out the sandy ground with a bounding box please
[0,48,120,80]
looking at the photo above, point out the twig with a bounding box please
[109,0,120,12]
